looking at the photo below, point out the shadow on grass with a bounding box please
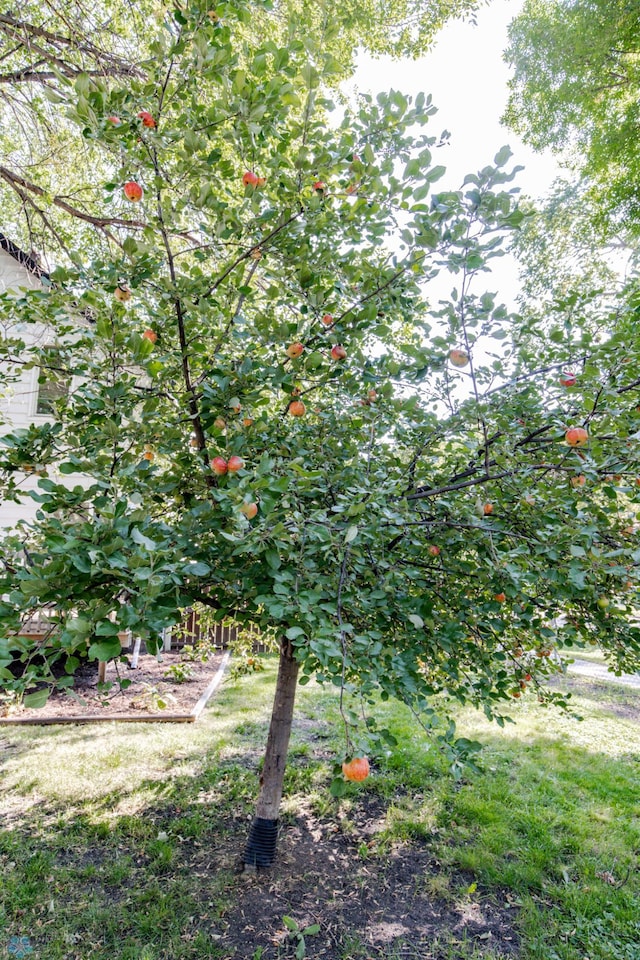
[1,697,639,960]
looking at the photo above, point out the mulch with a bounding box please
[0,648,228,724]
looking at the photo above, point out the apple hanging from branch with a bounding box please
[565,427,589,447]
[286,342,305,359]
[342,757,370,782]
[123,181,143,202]
[449,349,469,368]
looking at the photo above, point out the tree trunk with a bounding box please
[243,638,299,870]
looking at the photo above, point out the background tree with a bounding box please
[1,0,640,870]
[503,0,640,238]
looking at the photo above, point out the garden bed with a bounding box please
[0,648,229,725]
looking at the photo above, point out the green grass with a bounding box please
[1,661,639,959]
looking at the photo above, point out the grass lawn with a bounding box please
[1,661,639,959]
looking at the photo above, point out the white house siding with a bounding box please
[0,248,73,530]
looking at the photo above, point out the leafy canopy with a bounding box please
[503,0,640,236]
[1,0,639,757]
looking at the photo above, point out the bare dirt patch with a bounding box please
[216,797,520,959]
[0,649,227,724]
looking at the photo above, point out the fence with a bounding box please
[175,609,274,653]
[12,607,275,654]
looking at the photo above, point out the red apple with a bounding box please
[449,349,469,368]
[242,171,259,187]
[331,344,347,361]
[210,456,228,476]
[240,501,258,519]
[494,592,506,603]
[427,545,440,557]
[559,371,577,387]
[483,502,493,516]
[565,427,589,447]
[227,455,245,472]
[313,180,326,194]
[571,475,586,488]
[289,400,306,417]
[123,181,143,202]
[107,115,122,126]
[242,417,254,427]
[142,328,157,343]
[342,757,370,782]
[286,342,305,359]
[321,313,334,326]
[114,285,131,302]
[255,176,266,187]
[137,111,156,128]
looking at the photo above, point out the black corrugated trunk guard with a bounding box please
[243,816,279,868]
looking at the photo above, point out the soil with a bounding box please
[195,796,520,959]
[0,648,227,723]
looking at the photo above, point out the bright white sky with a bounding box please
[351,0,563,303]
[354,0,560,197]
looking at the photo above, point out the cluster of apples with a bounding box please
[243,171,266,188]
[210,455,244,476]
[285,341,347,362]
[209,455,258,519]
[286,340,346,362]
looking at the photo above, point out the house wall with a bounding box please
[0,249,64,529]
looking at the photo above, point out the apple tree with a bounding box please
[1,0,640,869]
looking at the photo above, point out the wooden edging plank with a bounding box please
[0,651,231,726]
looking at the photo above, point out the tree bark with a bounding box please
[243,638,299,870]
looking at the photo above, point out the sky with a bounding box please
[350,0,562,304]
[353,0,560,198]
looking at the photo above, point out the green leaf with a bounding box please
[88,638,122,661]
[344,525,358,544]
[131,527,157,551]
[23,689,51,709]
[329,777,349,797]
[408,614,424,629]
[185,562,211,576]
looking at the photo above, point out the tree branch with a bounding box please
[0,165,146,231]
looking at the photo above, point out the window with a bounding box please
[35,347,70,415]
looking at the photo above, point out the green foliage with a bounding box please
[163,661,194,683]
[0,0,639,767]
[503,0,640,236]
